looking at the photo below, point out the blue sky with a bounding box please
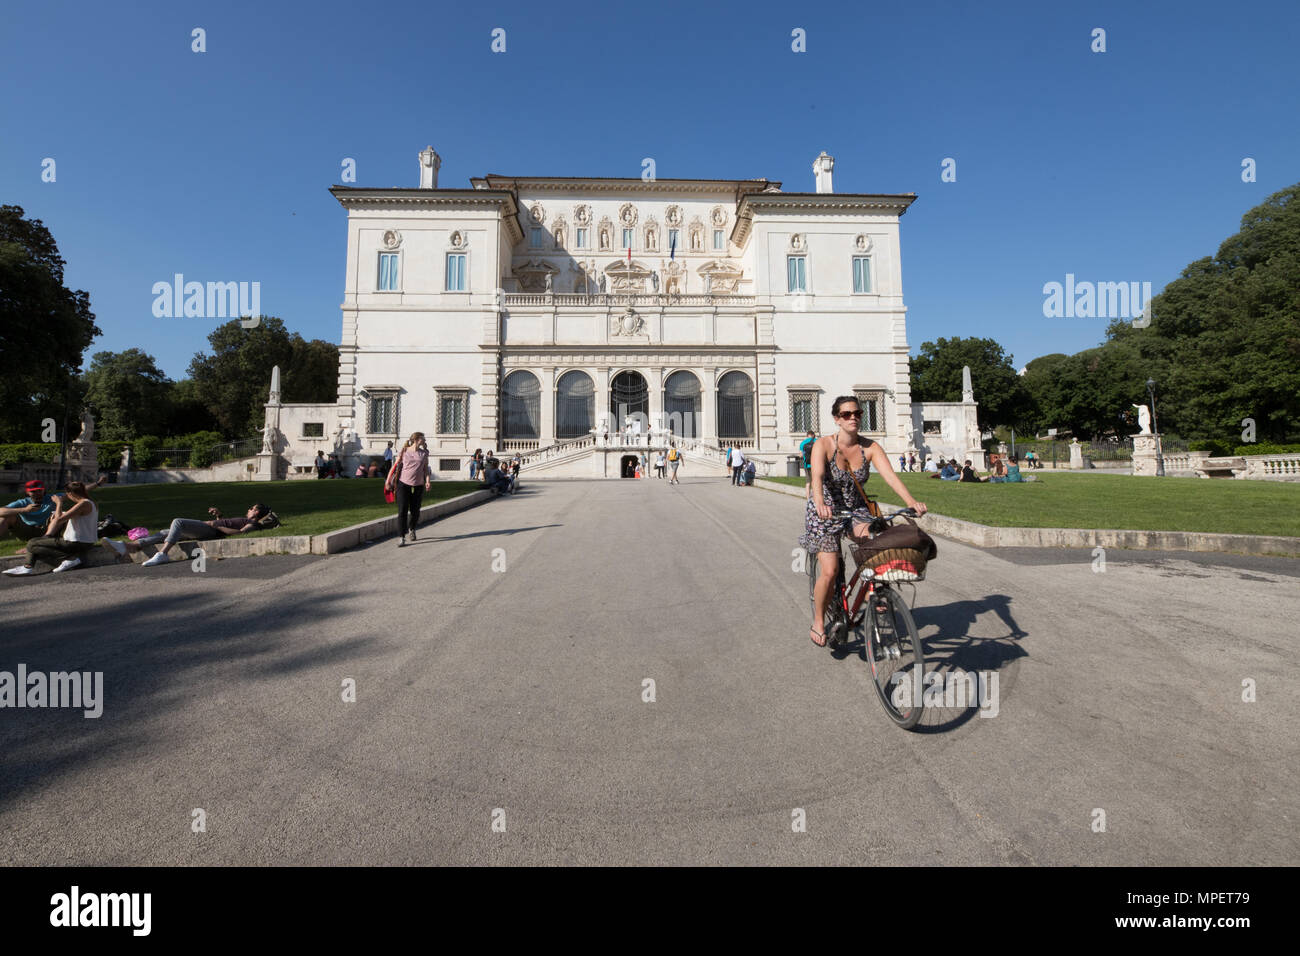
[2,0,1297,379]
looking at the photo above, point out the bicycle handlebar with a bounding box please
[829,507,919,521]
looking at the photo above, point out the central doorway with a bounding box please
[610,370,649,437]
[620,455,640,478]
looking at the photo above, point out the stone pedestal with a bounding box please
[1132,434,1161,476]
[254,452,279,481]
[1068,439,1084,470]
[67,441,98,482]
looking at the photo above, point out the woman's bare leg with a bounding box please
[810,550,840,645]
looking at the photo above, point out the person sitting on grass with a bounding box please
[105,503,271,567]
[959,460,981,483]
[989,456,1026,483]
[2,475,107,554]
[932,460,960,480]
[2,480,103,576]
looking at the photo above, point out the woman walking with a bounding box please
[800,396,926,646]
[385,432,431,547]
[3,480,100,575]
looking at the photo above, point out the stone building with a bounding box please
[269,147,928,478]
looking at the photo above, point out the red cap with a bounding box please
[24,480,44,492]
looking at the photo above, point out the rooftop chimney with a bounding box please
[418,146,441,188]
[813,151,834,193]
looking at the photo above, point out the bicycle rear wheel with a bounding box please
[807,551,847,647]
[862,584,925,729]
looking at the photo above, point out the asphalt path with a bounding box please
[1,476,1296,865]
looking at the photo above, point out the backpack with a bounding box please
[256,511,281,530]
[668,449,679,462]
[98,514,129,538]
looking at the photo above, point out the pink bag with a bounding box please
[127,527,150,541]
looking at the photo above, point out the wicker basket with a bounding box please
[851,545,929,581]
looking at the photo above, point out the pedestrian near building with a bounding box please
[799,430,817,497]
[655,450,666,478]
[385,432,431,547]
[727,445,746,485]
[667,444,682,484]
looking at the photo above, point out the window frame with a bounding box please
[852,255,873,294]
[787,255,807,293]
[377,252,401,292]
[434,387,470,436]
[366,390,400,437]
[445,253,468,292]
[788,389,819,435]
[853,389,887,435]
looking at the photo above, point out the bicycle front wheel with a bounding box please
[862,585,926,729]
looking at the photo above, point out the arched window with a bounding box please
[501,371,540,439]
[610,371,649,429]
[556,371,595,439]
[663,371,701,438]
[717,371,754,439]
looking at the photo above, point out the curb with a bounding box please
[754,479,1300,557]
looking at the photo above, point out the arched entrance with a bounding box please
[663,370,701,438]
[620,455,640,478]
[610,370,649,438]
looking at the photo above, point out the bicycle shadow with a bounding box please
[884,593,1028,734]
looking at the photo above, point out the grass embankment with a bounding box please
[764,472,1300,538]
[1,479,481,556]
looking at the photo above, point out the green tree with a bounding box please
[909,336,1032,430]
[187,318,338,437]
[82,349,173,440]
[0,206,100,441]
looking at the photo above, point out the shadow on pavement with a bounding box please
[0,586,369,811]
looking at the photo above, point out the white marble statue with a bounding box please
[77,409,94,443]
[261,422,278,454]
[1132,404,1152,435]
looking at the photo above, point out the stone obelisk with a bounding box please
[254,366,282,481]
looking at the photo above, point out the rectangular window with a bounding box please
[302,422,325,438]
[439,459,461,471]
[713,229,725,250]
[854,390,885,433]
[530,228,542,248]
[446,253,467,291]
[576,227,588,249]
[668,228,680,252]
[622,228,633,249]
[787,256,807,293]
[378,253,399,291]
[790,392,817,433]
[853,256,872,293]
[368,395,396,434]
[438,392,467,434]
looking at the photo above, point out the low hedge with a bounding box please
[0,443,61,468]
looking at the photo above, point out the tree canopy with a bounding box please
[0,205,100,442]
[909,336,1031,430]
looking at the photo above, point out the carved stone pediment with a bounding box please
[697,259,742,293]
[605,259,652,293]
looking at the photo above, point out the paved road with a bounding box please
[1,477,1296,865]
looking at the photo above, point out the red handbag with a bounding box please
[383,485,396,504]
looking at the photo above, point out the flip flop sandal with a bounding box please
[810,628,827,647]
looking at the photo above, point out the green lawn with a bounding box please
[1,478,481,556]
[764,472,1300,537]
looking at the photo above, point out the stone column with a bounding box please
[1069,438,1085,470]
[702,367,718,444]
[540,367,556,446]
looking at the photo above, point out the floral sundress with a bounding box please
[799,438,876,553]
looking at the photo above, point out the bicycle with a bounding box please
[807,501,929,730]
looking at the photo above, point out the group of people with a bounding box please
[467,448,520,494]
[725,445,754,486]
[928,454,1027,483]
[2,474,274,576]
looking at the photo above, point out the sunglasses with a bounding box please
[837,410,863,419]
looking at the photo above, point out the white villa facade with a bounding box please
[265,147,976,479]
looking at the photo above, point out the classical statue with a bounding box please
[544,272,552,293]
[598,274,607,293]
[76,409,94,443]
[1132,404,1152,435]
[120,445,133,471]
[704,274,713,294]
[650,271,660,292]
[261,422,278,454]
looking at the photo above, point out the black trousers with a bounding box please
[396,481,424,536]
[26,537,94,568]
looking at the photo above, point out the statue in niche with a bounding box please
[598,274,607,293]
[650,271,660,292]
[704,274,713,294]
[646,229,657,251]
[544,272,552,293]
[691,228,702,251]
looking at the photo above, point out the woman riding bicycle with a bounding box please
[800,395,927,647]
